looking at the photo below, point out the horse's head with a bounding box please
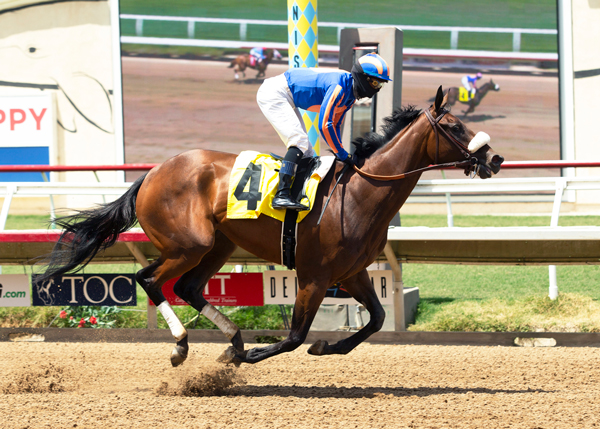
[489,79,500,91]
[426,86,503,178]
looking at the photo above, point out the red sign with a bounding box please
[148,273,264,307]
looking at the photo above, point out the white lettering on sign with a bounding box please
[0,94,55,147]
[206,274,230,295]
[63,275,133,304]
[263,270,393,305]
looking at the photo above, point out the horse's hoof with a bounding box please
[216,345,247,367]
[308,340,329,356]
[170,344,188,367]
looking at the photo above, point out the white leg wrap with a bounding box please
[157,301,187,341]
[201,303,239,340]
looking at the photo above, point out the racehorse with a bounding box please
[445,79,500,116]
[228,49,280,80]
[37,87,503,367]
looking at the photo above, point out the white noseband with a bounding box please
[468,132,491,153]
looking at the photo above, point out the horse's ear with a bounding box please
[434,85,445,112]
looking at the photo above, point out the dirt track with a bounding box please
[1,341,599,428]
[122,58,560,181]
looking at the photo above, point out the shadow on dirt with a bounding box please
[229,385,552,399]
[230,78,266,85]
[460,114,506,123]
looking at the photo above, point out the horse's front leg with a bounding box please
[308,269,385,356]
[218,280,327,365]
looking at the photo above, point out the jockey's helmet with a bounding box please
[351,53,392,99]
[357,53,392,82]
[476,72,482,78]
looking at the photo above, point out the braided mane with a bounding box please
[351,105,422,159]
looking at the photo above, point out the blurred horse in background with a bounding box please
[445,79,500,115]
[228,49,282,80]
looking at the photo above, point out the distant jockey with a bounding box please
[462,72,482,98]
[257,52,391,210]
[249,47,282,66]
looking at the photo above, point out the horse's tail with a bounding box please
[36,173,148,284]
[228,59,236,68]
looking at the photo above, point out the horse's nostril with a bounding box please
[492,155,504,165]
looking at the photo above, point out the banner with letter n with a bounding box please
[263,270,393,305]
[31,274,136,306]
[0,274,30,307]
[149,273,264,307]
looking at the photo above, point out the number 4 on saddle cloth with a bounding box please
[458,87,475,103]
[227,150,336,223]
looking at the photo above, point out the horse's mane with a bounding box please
[351,105,422,159]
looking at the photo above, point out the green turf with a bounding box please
[119,0,558,54]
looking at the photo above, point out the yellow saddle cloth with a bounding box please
[227,151,335,223]
[458,87,473,102]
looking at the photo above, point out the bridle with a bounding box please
[317,108,482,225]
[351,108,480,181]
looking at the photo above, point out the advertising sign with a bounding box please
[0,274,30,307]
[149,273,264,307]
[263,270,394,305]
[0,94,55,181]
[32,274,136,306]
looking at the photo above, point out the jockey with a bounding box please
[461,72,482,98]
[249,47,267,65]
[257,52,391,210]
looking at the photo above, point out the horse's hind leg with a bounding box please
[136,249,212,366]
[308,269,385,356]
[171,231,245,355]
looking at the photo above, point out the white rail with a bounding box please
[120,14,556,53]
[1,177,598,301]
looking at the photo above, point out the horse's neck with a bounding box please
[348,116,432,223]
[364,116,432,177]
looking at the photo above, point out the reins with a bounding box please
[316,108,479,225]
[350,108,477,182]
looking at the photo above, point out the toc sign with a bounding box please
[32,274,136,307]
[263,270,393,305]
[0,94,56,181]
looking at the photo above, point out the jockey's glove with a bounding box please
[342,154,355,167]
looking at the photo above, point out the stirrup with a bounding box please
[272,196,308,211]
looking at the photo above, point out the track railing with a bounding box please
[0,161,599,330]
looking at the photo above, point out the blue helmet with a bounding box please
[357,53,392,82]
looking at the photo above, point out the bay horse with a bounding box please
[445,79,500,115]
[228,49,281,80]
[37,87,503,367]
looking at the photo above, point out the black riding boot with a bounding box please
[272,149,309,211]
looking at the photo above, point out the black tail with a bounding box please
[36,173,148,284]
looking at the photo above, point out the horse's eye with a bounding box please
[452,124,461,132]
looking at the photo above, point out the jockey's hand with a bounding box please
[342,155,355,167]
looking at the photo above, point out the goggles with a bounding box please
[366,76,386,90]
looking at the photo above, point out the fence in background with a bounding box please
[120,14,556,53]
[0,161,598,329]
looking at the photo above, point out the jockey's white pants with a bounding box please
[257,74,316,158]
[461,76,472,91]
